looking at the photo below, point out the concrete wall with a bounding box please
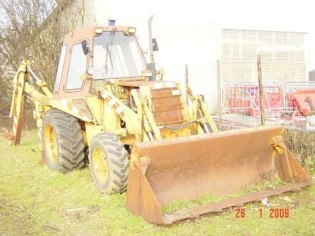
[309,70,315,81]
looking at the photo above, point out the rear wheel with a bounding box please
[89,133,129,193]
[42,109,85,173]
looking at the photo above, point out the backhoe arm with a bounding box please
[6,60,52,145]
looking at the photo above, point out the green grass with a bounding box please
[0,130,314,236]
[162,178,285,214]
[286,129,315,175]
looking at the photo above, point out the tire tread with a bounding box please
[42,109,85,173]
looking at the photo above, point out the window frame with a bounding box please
[92,32,146,80]
[54,45,68,93]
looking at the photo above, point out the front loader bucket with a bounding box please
[126,125,311,224]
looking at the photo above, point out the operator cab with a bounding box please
[53,26,147,98]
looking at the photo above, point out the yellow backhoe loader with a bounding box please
[5,17,311,224]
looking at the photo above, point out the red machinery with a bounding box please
[287,89,315,116]
[225,84,282,118]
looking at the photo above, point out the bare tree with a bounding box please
[0,0,85,127]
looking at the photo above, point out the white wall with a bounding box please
[92,0,109,26]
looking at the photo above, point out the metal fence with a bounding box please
[215,49,315,169]
[221,81,315,128]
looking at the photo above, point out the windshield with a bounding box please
[93,31,146,79]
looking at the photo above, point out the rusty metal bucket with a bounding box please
[126,125,311,224]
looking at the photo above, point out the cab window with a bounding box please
[54,45,67,92]
[66,43,87,90]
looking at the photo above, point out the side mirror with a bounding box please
[152,38,159,51]
[81,40,89,55]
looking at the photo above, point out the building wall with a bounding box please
[309,70,315,81]
[221,29,306,82]
[69,0,96,29]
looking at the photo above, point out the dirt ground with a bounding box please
[0,195,40,235]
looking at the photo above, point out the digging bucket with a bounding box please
[126,125,311,224]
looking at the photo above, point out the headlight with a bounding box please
[128,27,136,34]
[94,27,103,34]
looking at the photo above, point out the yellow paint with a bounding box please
[160,124,197,139]
[44,124,58,164]
[91,147,109,184]
[85,124,104,146]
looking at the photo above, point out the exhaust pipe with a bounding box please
[148,15,156,81]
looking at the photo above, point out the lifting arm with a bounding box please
[186,86,218,132]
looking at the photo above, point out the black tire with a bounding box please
[42,109,85,173]
[88,133,129,194]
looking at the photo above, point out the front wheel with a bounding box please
[89,133,129,193]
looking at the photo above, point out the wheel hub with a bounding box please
[44,124,58,164]
[92,148,109,184]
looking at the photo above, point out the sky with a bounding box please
[96,0,315,70]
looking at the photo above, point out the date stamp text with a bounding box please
[236,208,290,218]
